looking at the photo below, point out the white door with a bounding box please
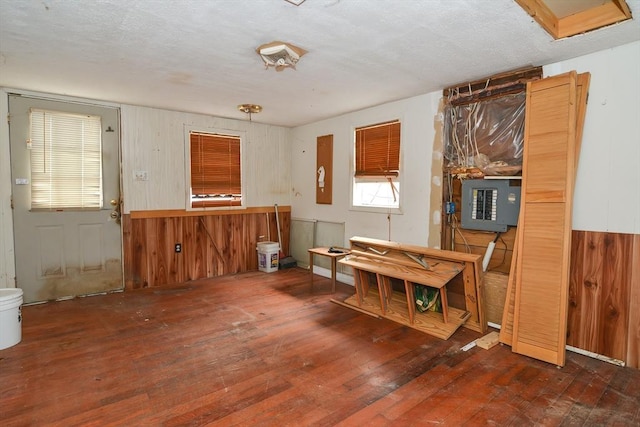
[9,95,123,303]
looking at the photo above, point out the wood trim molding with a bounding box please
[130,205,291,219]
[516,0,632,39]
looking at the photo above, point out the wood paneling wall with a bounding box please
[122,207,290,289]
[568,230,640,368]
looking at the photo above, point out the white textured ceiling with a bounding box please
[1,0,639,127]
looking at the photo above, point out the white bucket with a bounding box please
[257,242,280,273]
[0,288,23,350]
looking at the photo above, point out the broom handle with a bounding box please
[274,204,283,255]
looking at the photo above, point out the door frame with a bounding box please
[0,88,124,294]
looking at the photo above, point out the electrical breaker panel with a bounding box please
[461,179,521,232]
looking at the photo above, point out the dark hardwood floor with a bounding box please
[1,268,638,426]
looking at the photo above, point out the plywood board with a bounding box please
[484,271,509,325]
[476,331,500,350]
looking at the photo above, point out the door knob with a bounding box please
[110,199,119,206]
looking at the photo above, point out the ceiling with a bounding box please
[0,0,639,127]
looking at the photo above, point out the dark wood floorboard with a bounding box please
[1,268,638,426]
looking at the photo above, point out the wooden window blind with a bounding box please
[355,120,400,178]
[29,108,103,210]
[190,132,241,208]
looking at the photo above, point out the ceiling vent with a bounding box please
[256,41,307,71]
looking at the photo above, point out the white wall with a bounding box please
[290,92,442,246]
[0,94,292,288]
[545,41,640,234]
[1,41,638,287]
[290,40,640,248]
[121,105,291,213]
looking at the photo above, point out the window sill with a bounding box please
[349,205,403,215]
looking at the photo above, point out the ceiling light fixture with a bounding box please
[237,104,262,121]
[256,41,307,72]
[284,0,306,5]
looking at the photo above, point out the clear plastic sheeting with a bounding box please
[444,93,525,177]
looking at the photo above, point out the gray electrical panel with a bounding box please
[461,179,521,232]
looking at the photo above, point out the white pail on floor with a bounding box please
[0,288,23,350]
[257,242,280,273]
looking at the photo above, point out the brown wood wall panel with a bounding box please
[629,235,640,369]
[316,134,333,204]
[122,207,291,289]
[568,230,637,364]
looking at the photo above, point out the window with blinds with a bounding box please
[353,120,401,209]
[355,120,400,177]
[189,131,242,208]
[29,109,103,210]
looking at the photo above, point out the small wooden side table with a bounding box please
[308,247,350,293]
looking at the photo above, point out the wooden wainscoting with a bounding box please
[122,206,291,289]
[568,230,640,368]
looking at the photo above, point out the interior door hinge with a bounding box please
[10,195,14,209]
[6,113,10,124]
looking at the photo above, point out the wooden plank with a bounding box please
[339,256,461,289]
[574,73,591,163]
[130,205,291,219]
[470,257,486,333]
[329,298,381,318]
[557,2,632,39]
[515,1,632,39]
[476,331,500,350]
[403,280,416,324]
[512,72,579,366]
[349,248,463,274]
[499,228,519,346]
[350,236,481,263]
[375,273,389,315]
[343,288,470,340]
[627,235,640,369]
[442,66,542,105]
[461,263,481,330]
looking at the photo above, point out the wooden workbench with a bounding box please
[338,236,486,339]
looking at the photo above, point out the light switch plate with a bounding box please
[134,170,149,181]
